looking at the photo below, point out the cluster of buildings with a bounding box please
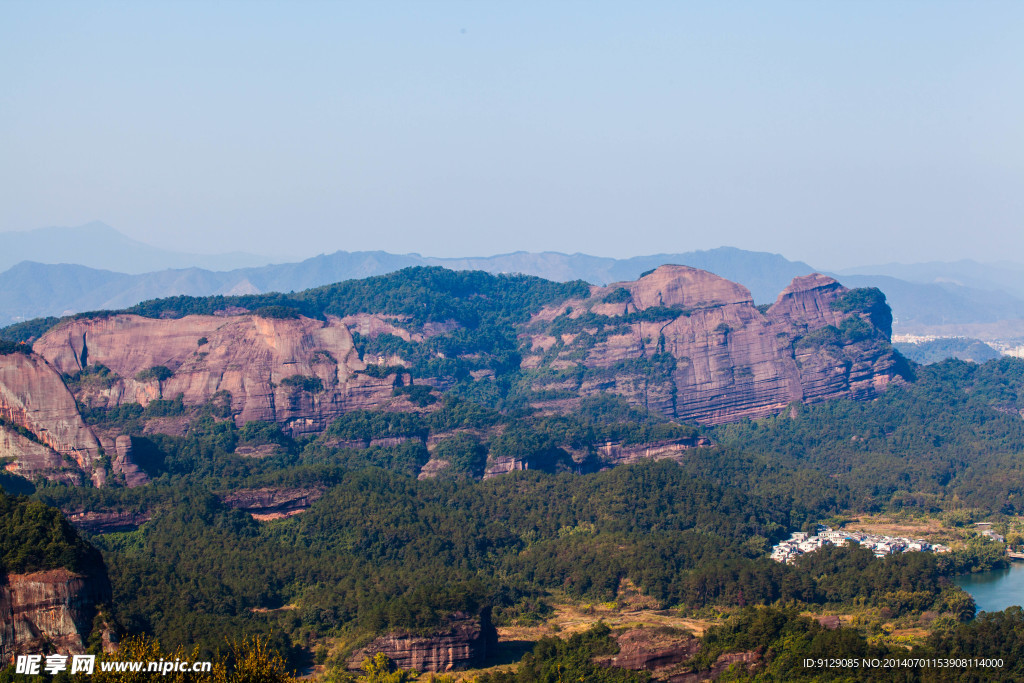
[770,527,951,564]
[975,523,1006,543]
[892,333,1024,359]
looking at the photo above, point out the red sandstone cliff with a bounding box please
[33,314,406,436]
[0,569,110,662]
[0,352,104,485]
[18,268,903,456]
[524,266,904,424]
[347,610,496,673]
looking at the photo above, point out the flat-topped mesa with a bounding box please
[525,267,904,425]
[33,313,404,435]
[0,351,103,484]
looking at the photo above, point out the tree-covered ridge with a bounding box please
[829,286,892,338]
[896,337,1001,365]
[62,394,699,487]
[0,340,31,355]
[711,357,1024,513]
[0,489,104,575]
[79,267,589,329]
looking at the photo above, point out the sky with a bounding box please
[1,1,1022,270]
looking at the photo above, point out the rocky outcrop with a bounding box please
[20,267,903,454]
[0,352,103,484]
[110,436,148,488]
[64,510,151,534]
[667,651,762,682]
[220,487,325,520]
[595,627,701,672]
[525,266,905,424]
[596,436,712,466]
[595,627,762,682]
[417,458,452,479]
[347,610,497,673]
[0,569,110,661]
[33,314,406,436]
[482,456,531,480]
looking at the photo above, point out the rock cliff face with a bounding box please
[64,510,152,534]
[347,610,496,672]
[0,352,104,484]
[0,569,110,661]
[596,436,712,467]
[14,268,902,470]
[594,627,701,672]
[524,266,904,424]
[33,314,404,436]
[481,435,711,479]
[220,487,325,520]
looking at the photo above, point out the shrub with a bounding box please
[135,365,173,382]
[280,375,324,393]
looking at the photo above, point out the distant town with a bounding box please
[770,526,953,564]
[893,333,1024,359]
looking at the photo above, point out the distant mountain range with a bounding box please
[2,223,1024,338]
[0,247,814,325]
[0,222,271,274]
[838,260,1024,301]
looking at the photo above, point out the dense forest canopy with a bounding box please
[713,358,1024,514]
[0,489,104,575]
[0,267,592,343]
[896,337,1001,365]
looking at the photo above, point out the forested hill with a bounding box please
[0,489,103,576]
[1,266,591,341]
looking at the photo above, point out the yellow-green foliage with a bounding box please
[91,635,296,683]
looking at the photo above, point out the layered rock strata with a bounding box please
[0,569,110,661]
[33,314,402,436]
[0,267,906,487]
[524,267,904,424]
[64,510,152,534]
[0,352,104,484]
[347,610,496,672]
[220,487,325,520]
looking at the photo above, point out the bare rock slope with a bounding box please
[0,351,104,484]
[524,266,904,424]
[33,314,401,435]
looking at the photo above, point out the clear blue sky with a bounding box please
[1,1,1021,268]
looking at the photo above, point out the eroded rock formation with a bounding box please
[33,314,403,436]
[524,266,904,424]
[596,435,712,467]
[0,352,104,484]
[347,610,496,672]
[220,487,325,520]
[0,569,110,661]
[64,510,152,534]
[0,267,906,487]
[594,627,701,672]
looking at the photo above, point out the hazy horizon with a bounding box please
[3,2,1022,271]
[6,219,1024,274]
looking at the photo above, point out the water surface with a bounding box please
[955,561,1024,613]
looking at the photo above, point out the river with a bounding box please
[955,562,1024,613]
